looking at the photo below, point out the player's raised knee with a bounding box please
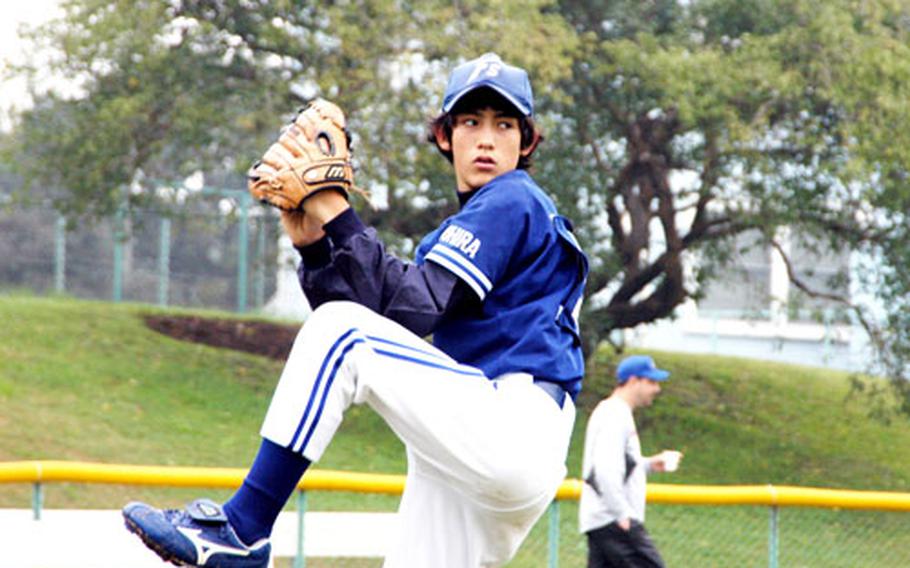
[305,301,371,329]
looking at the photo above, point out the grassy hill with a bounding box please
[2,295,909,565]
[577,349,910,492]
[3,294,910,495]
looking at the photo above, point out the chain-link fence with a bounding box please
[511,501,910,567]
[267,497,910,567]
[4,464,909,568]
[7,488,910,567]
[0,188,284,314]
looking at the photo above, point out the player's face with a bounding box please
[443,107,529,192]
[635,378,663,407]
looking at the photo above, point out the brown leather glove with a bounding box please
[247,99,355,211]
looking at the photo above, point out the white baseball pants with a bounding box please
[260,301,576,567]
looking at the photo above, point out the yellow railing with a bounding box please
[3,460,910,512]
[0,460,405,494]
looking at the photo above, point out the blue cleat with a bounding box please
[123,498,271,568]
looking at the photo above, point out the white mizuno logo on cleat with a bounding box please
[177,526,249,565]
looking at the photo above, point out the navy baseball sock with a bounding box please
[223,438,310,545]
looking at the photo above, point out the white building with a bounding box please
[626,228,874,372]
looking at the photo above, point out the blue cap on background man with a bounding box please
[616,355,670,384]
[442,52,534,117]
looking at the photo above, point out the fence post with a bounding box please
[113,202,126,302]
[54,215,66,293]
[294,490,306,568]
[548,500,560,568]
[158,217,171,307]
[32,482,43,521]
[821,308,833,364]
[255,215,266,309]
[768,506,779,568]
[236,193,250,313]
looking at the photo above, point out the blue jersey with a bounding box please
[415,170,588,397]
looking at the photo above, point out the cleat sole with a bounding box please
[123,511,191,567]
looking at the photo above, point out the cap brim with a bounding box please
[442,81,531,116]
[642,369,670,381]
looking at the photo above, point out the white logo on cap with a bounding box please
[466,61,502,84]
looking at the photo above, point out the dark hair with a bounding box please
[426,87,542,170]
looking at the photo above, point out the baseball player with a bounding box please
[122,52,588,567]
[579,355,682,567]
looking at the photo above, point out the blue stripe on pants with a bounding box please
[288,331,487,455]
[288,328,357,452]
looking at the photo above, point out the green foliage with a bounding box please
[575,347,910,491]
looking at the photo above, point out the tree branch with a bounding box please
[770,238,885,360]
[770,239,849,304]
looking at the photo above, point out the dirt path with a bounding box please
[144,314,298,361]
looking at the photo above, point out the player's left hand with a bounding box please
[280,210,325,247]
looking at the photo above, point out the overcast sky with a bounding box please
[0,0,63,129]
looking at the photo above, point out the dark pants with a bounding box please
[586,520,667,568]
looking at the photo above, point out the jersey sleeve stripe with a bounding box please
[426,243,493,291]
[425,251,488,300]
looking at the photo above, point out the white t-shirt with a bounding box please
[578,395,650,533]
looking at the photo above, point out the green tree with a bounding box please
[540,0,910,412]
[2,1,576,224]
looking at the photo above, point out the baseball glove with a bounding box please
[247,99,356,211]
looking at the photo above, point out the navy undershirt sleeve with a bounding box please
[297,236,331,269]
[295,208,480,337]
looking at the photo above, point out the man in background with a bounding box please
[579,355,683,567]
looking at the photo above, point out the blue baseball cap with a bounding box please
[442,52,534,117]
[616,355,670,384]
